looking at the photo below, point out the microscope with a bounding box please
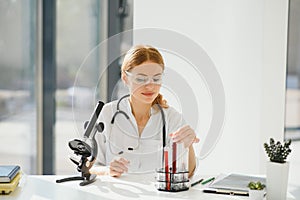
[56,101,105,186]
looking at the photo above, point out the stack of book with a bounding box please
[0,165,21,195]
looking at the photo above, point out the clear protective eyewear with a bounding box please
[125,71,163,85]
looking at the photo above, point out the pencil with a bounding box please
[191,178,204,187]
[201,177,215,185]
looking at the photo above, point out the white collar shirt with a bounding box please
[96,96,186,173]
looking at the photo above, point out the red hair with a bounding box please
[121,45,168,108]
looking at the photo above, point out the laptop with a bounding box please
[203,173,266,196]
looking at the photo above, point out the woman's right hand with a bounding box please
[109,157,130,177]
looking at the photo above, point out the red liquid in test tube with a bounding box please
[164,149,170,190]
[172,142,177,174]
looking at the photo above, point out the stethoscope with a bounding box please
[109,94,166,155]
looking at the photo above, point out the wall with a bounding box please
[133,0,288,175]
[260,0,289,173]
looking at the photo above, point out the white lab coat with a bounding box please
[95,96,187,173]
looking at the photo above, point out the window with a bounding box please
[55,0,106,174]
[0,0,132,175]
[0,0,37,174]
[285,0,300,141]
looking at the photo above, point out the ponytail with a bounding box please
[152,93,168,109]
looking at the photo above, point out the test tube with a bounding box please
[164,147,170,190]
[155,140,189,192]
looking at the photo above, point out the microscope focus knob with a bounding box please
[96,122,104,132]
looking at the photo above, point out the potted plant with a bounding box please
[263,138,292,200]
[248,181,266,200]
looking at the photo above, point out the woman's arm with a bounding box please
[89,157,129,177]
[188,145,197,178]
[170,125,199,178]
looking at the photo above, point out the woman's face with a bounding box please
[123,62,164,104]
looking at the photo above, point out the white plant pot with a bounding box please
[249,189,265,200]
[266,161,289,200]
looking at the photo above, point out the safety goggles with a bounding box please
[125,71,163,85]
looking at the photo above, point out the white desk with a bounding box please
[2,173,299,200]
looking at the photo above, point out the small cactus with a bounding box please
[264,138,292,163]
[248,181,266,190]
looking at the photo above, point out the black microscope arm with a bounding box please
[82,101,105,162]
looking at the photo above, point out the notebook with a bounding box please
[0,165,21,183]
[203,173,266,196]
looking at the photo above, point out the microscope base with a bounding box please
[56,174,97,186]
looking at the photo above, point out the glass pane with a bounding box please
[285,0,300,186]
[55,0,103,174]
[0,0,37,174]
[285,0,300,141]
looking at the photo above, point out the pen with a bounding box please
[191,178,204,187]
[201,177,215,185]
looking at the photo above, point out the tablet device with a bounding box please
[203,173,266,196]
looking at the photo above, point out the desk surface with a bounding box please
[1,173,299,200]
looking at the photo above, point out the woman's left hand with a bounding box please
[170,125,200,148]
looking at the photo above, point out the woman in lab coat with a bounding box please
[90,45,199,177]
